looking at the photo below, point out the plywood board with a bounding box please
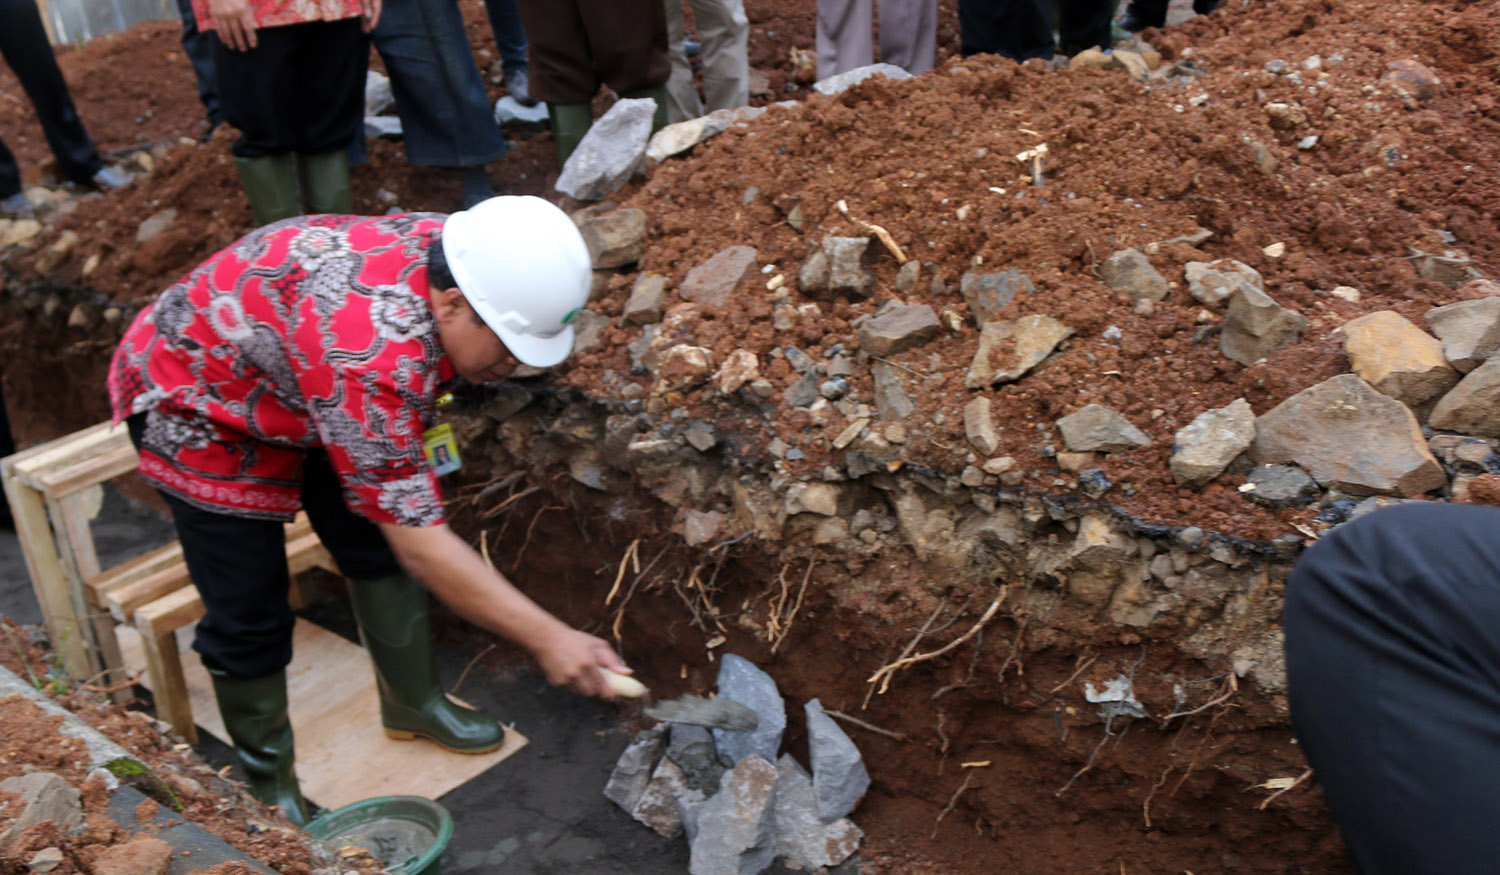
[119,619,528,809]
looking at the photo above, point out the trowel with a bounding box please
[601,668,759,732]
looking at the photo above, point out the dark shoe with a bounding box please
[91,166,134,190]
[208,668,311,826]
[294,151,353,215]
[505,67,537,107]
[548,102,595,170]
[1192,0,1219,13]
[234,154,301,226]
[348,573,506,754]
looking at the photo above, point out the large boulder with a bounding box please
[556,97,656,201]
[1430,357,1500,438]
[1250,374,1446,496]
[1425,297,1500,373]
[1342,310,1458,408]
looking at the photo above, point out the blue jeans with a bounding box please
[352,0,507,168]
[484,0,529,76]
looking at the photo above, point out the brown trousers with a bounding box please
[514,0,671,104]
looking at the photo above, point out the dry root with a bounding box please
[867,587,1008,697]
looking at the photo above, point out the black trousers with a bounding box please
[0,0,104,197]
[957,0,1113,61]
[1123,0,1219,29]
[1284,503,1500,873]
[213,18,368,159]
[128,416,402,678]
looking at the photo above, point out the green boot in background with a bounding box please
[294,150,353,215]
[618,85,670,134]
[233,154,301,227]
[208,668,311,826]
[348,573,506,754]
[547,102,594,170]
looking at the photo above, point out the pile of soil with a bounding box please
[0,619,359,874]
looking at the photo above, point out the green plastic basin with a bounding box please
[305,795,453,875]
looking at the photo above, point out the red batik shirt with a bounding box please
[192,0,363,32]
[108,214,454,528]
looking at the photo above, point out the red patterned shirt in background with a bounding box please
[191,0,363,31]
[108,214,455,528]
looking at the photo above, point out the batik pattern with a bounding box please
[108,214,454,527]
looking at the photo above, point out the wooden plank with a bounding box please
[2,461,91,678]
[87,541,187,607]
[105,563,193,623]
[37,444,138,499]
[134,623,198,745]
[10,423,126,487]
[118,620,529,809]
[135,586,206,639]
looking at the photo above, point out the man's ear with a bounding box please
[432,286,467,322]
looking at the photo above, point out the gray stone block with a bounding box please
[805,699,870,822]
[772,755,862,870]
[712,654,786,765]
[688,756,778,875]
[604,726,666,812]
[555,97,657,201]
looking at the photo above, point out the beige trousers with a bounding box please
[815,0,936,80]
[664,0,751,123]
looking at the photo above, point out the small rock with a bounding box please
[982,456,1016,475]
[784,346,816,372]
[858,304,941,356]
[871,360,916,420]
[1171,398,1255,486]
[1263,102,1308,129]
[33,230,79,277]
[632,757,703,838]
[784,370,821,408]
[1408,249,1482,290]
[1184,259,1263,307]
[1057,404,1152,453]
[895,260,921,292]
[27,848,64,873]
[1220,285,1306,365]
[965,314,1073,388]
[812,62,912,95]
[1426,297,1500,372]
[1101,249,1168,302]
[575,206,648,269]
[1248,140,1279,174]
[605,727,667,811]
[805,699,870,822]
[1251,373,1446,496]
[646,114,730,163]
[960,270,1034,325]
[1243,465,1320,508]
[1112,49,1151,81]
[964,396,1000,455]
[494,94,549,126]
[91,836,173,875]
[786,483,839,516]
[717,349,760,394]
[713,654,787,765]
[684,421,718,451]
[2,218,43,248]
[1430,357,1500,438]
[623,274,669,325]
[0,774,81,845]
[1383,59,1441,101]
[682,509,727,546]
[1263,242,1287,258]
[1342,310,1458,407]
[556,97,656,201]
[669,724,728,795]
[687,756,778,875]
[1056,451,1095,473]
[819,377,848,400]
[656,345,714,392]
[799,237,874,299]
[680,246,758,314]
[1330,285,1361,303]
[833,418,869,449]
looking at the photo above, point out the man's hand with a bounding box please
[361,0,382,32]
[534,628,631,699]
[209,0,258,50]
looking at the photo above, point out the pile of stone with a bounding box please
[603,654,866,874]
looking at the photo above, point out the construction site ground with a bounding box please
[5,0,1500,870]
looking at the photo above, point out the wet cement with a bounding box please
[0,484,831,873]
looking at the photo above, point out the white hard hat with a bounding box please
[441,195,592,368]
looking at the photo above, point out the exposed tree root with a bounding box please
[868,587,1008,697]
[1256,768,1313,810]
[823,708,906,741]
[932,771,975,838]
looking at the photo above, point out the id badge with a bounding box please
[423,423,462,475]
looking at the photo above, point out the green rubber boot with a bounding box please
[233,154,301,226]
[348,573,506,754]
[547,101,594,170]
[294,150,353,215]
[208,668,311,826]
[618,85,670,134]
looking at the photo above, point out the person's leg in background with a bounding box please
[214,27,304,224]
[1284,503,1500,873]
[815,0,872,80]
[877,0,936,74]
[1117,0,1168,32]
[298,452,505,753]
[0,0,127,190]
[690,0,749,114]
[663,0,705,123]
[173,0,223,138]
[484,0,536,105]
[0,135,25,214]
[513,0,598,167]
[1057,0,1114,56]
[126,413,310,825]
[957,0,1053,61]
[370,0,508,209]
[581,0,671,132]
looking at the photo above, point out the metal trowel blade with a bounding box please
[644,694,759,732]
